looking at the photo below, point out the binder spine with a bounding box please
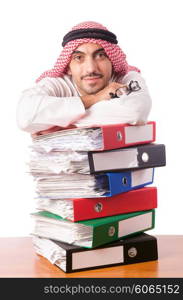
[66,234,158,272]
[92,210,155,248]
[104,170,154,197]
[89,143,166,174]
[101,121,156,150]
[73,187,157,222]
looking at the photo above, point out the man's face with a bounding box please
[68,43,112,96]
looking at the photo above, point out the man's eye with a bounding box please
[73,55,83,61]
[96,52,107,59]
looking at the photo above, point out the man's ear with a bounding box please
[67,66,72,76]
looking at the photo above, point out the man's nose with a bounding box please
[84,57,98,74]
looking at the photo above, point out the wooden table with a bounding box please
[0,235,183,278]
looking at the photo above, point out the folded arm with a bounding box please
[16,71,152,134]
[16,77,86,134]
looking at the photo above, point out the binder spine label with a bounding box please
[125,123,154,144]
[118,211,153,238]
[91,148,139,172]
[131,168,153,187]
[71,246,124,270]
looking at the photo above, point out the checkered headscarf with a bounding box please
[36,21,140,83]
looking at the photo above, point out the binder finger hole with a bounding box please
[142,152,149,162]
[94,203,103,212]
[122,177,128,185]
[108,226,115,237]
[128,247,138,258]
[116,131,123,141]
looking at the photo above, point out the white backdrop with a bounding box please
[0,0,182,237]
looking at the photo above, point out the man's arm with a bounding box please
[16,76,126,134]
[17,72,151,134]
[16,77,86,134]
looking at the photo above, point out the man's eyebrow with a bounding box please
[93,48,105,54]
[72,50,84,55]
[72,48,106,56]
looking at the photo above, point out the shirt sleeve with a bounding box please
[16,77,86,134]
[116,71,152,125]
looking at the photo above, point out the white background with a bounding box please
[0,0,182,237]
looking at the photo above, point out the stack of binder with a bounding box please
[29,121,166,273]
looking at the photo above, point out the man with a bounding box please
[16,21,152,135]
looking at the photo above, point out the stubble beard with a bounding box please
[79,81,107,96]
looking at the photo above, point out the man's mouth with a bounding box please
[83,76,103,82]
[82,73,103,78]
[85,77,100,80]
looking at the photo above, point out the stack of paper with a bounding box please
[35,173,109,198]
[31,127,102,152]
[29,122,166,272]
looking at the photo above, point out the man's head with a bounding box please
[68,43,112,95]
[36,21,140,85]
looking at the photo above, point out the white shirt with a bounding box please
[16,71,152,134]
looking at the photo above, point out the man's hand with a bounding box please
[80,82,127,109]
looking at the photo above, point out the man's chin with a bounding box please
[82,85,105,95]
